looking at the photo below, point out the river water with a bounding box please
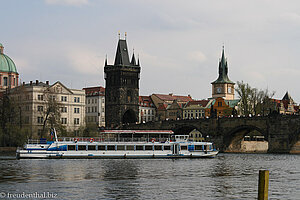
[0,153,299,200]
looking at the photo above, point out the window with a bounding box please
[37,116,44,124]
[61,107,67,113]
[163,145,171,150]
[88,99,90,104]
[107,145,115,151]
[37,106,43,112]
[74,108,80,113]
[74,97,80,103]
[68,145,76,151]
[98,145,105,150]
[94,107,97,113]
[195,145,203,151]
[74,118,80,125]
[88,145,96,150]
[145,146,153,151]
[25,106,29,111]
[61,96,67,102]
[180,145,187,150]
[24,116,29,124]
[61,118,67,124]
[3,77,7,86]
[78,145,86,151]
[154,145,162,151]
[136,145,143,150]
[117,145,125,150]
[126,145,134,151]
[49,95,56,101]
[38,95,44,101]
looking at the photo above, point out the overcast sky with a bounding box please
[2,0,300,102]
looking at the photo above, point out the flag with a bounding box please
[50,129,54,140]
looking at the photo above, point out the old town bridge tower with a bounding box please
[104,37,140,128]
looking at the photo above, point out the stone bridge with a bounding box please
[123,115,300,153]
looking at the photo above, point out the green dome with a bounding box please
[0,44,18,74]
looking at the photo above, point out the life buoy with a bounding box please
[151,138,156,143]
[74,138,79,143]
[90,138,94,143]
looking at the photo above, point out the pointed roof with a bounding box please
[212,47,234,84]
[114,39,131,66]
[282,91,293,101]
[131,52,136,65]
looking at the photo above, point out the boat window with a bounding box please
[68,145,76,151]
[107,145,115,151]
[126,145,134,151]
[195,145,202,150]
[78,145,86,151]
[164,145,170,150]
[98,145,105,150]
[136,145,143,151]
[154,145,162,151]
[180,145,187,150]
[145,145,153,151]
[88,145,96,150]
[117,145,125,150]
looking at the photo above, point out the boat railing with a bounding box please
[27,139,47,144]
[56,137,171,143]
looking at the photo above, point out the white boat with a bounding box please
[16,129,219,159]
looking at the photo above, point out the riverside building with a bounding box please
[10,81,85,137]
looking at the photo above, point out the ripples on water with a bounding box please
[0,154,299,200]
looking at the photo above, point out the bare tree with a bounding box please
[40,88,63,138]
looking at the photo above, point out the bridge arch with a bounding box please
[224,125,268,153]
[172,124,200,135]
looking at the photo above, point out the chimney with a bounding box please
[36,80,39,85]
[46,81,49,85]
[30,81,32,86]
[169,93,173,96]
[23,82,25,86]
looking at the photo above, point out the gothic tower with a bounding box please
[211,47,235,100]
[104,37,141,128]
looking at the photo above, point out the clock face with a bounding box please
[217,87,222,93]
[228,87,232,93]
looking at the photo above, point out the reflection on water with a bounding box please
[0,154,299,200]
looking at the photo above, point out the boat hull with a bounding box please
[16,149,218,159]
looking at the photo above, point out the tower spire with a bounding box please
[131,49,136,65]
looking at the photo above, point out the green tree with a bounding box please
[235,81,275,116]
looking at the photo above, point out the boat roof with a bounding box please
[100,130,174,135]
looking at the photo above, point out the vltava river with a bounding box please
[0,154,299,200]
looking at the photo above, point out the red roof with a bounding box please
[185,100,209,107]
[157,103,168,110]
[83,86,105,96]
[139,96,155,107]
[153,93,193,102]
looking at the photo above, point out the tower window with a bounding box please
[3,77,7,86]
[127,90,132,102]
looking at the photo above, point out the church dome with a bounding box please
[0,43,18,74]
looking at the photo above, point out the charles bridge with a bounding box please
[123,115,300,153]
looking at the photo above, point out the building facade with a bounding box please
[183,100,209,119]
[0,43,19,91]
[104,38,141,128]
[151,93,193,121]
[10,81,85,137]
[139,96,156,123]
[83,86,105,127]
[211,47,235,100]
